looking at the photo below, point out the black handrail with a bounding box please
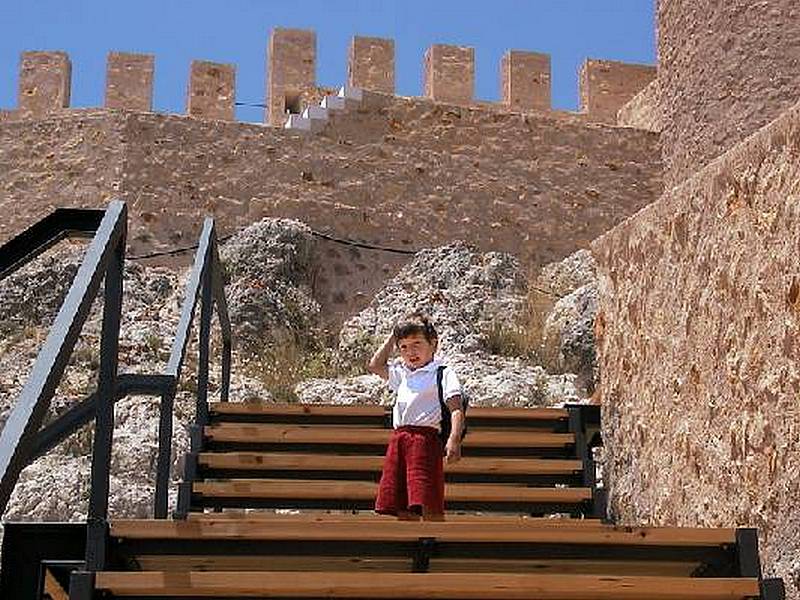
[153,217,231,518]
[0,201,127,521]
[0,204,232,577]
[0,208,105,282]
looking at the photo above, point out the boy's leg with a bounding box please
[406,430,446,518]
[375,430,407,516]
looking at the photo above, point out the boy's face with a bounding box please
[397,332,437,370]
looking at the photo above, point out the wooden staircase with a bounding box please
[179,403,598,516]
[71,402,783,599]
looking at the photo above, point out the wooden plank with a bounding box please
[210,402,568,422]
[191,479,592,504]
[95,571,761,599]
[133,555,698,577]
[185,512,605,526]
[111,519,735,546]
[44,569,70,600]
[198,452,583,476]
[136,555,412,572]
[210,403,385,418]
[205,424,574,448]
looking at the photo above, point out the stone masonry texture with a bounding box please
[18,51,72,118]
[592,101,800,598]
[579,59,656,125]
[187,60,236,121]
[268,28,316,126]
[617,79,661,132]
[0,96,661,326]
[348,36,394,94]
[424,45,474,105]
[105,52,155,112]
[658,0,800,188]
[501,51,551,112]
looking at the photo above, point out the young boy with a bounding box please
[367,312,464,520]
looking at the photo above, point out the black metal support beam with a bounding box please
[412,537,436,573]
[68,570,96,600]
[735,528,763,578]
[85,230,125,571]
[761,578,787,600]
[154,385,176,519]
[31,374,173,459]
[196,254,213,428]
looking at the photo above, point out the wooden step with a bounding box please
[95,571,762,599]
[197,452,583,476]
[192,479,592,505]
[204,424,575,449]
[210,402,569,422]
[131,555,700,577]
[184,512,605,526]
[111,519,735,547]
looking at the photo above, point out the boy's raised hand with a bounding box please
[445,438,461,464]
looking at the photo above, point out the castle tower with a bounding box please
[501,50,551,112]
[424,44,474,104]
[18,51,71,118]
[267,28,316,126]
[187,60,236,121]
[105,52,155,111]
[658,0,800,186]
[348,36,394,93]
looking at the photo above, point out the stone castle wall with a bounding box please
[0,95,661,325]
[658,0,800,187]
[592,101,800,597]
[1,30,656,127]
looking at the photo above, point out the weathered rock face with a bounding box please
[592,101,800,597]
[295,374,389,406]
[535,249,596,298]
[536,249,599,395]
[336,242,580,407]
[221,218,320,352]
[543,282,598,395]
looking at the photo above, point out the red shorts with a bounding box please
[375,426,445,516]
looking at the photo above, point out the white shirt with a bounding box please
[387,357,462,430]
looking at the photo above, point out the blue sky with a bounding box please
[0,1,655,122]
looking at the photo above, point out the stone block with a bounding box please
[18,51,71,118]
[501,50,551,112]
[348,36,394,94]
[105,52,155,111]
[579,59,656,124]
[424,44,474,104]
[187,60,236,121]
[268,28,316,126]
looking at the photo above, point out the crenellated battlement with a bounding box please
[1,28,655,127]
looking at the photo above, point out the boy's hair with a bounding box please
[393,312,438,344]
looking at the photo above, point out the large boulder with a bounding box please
[535,249,597,298]
[542,282,598,395]
[221,218,320,353]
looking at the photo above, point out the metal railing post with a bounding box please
[153,384,175,519]
[196,256,213,428]
[85,232,125,571]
